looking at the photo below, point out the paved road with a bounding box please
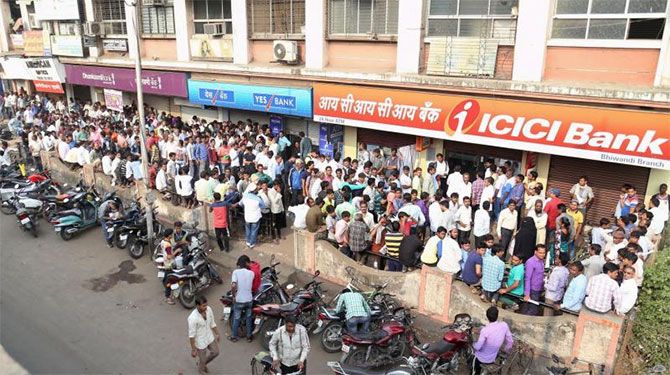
[0,213,340,374]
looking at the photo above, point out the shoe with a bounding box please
[247,336,253,343]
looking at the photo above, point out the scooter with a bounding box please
[15,203,39,237]
[52,199,101,240]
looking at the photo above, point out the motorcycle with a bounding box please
[158,228,223,309]
[51,198,101,240]
[340,308,416,368]
[1,179,57,215]
[127,217,164,259]
[254,271,324,351]
[107,202,143,249]
[220,255,292,337]
[14,202,39,237]
[250,351,304,375]
[0,170,57,200]
[42,182,99,221]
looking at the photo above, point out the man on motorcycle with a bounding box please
[334,290,372,334]
[172,221,189,248]
[472,306,513,374]
[269,316,310,375]
[230,255,255,342]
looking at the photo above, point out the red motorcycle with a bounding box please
[340,308,416,367]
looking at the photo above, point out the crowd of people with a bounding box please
[3,90,668,319]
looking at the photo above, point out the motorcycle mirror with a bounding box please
[286,284,295,290]
[63,183,68,187]
[95,197,100,202]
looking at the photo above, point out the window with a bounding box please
[93,0,127,35]
[328,0,399,37]
[552,0,668,40]
[57,22,79,36]
[142,2,175,35]
[249,0,305,37]
[426,0,518,42]
[193,0,232,34]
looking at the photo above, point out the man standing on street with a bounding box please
[270,316,310,374]
[230,255,255,342]
[188,296,220,375]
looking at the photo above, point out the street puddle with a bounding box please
[83,260,146,292]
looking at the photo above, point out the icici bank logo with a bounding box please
[445,99,480,136]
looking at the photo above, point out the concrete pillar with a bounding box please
[395,0,423,74]
[64,84,75,103]
[343,126,357,159]
[231,0,250,64]
[0,0,11,52]
[512,0,554,82]
[83,0,100,57]
[124,2,139,59]
[535,153,551,189]
[174,0,192,62]
[653,12,670,87]
[305,0,327,69]
[91,86,103,103]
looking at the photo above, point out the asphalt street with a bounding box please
[0,213,341,374]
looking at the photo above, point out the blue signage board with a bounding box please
[270,116,284,136]
[319,123,344,158]
[188,80,312,118]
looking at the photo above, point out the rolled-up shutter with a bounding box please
[357,128,415,148]
[547,156,650,225]
[444,140,522,161]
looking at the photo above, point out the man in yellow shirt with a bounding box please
[566,200,584,237]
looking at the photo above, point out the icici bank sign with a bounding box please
[313,83,670,170]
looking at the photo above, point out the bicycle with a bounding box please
[481,335,534,375]
[547,354,605,375]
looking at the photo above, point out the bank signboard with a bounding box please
[64,64,188,97]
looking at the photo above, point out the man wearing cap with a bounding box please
[239,183,266,248]
[543,188,562,248]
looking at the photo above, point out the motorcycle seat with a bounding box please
[336,363,390,375]
[57,208,81,216]
[422,340,453,354]
[347,329,388,342]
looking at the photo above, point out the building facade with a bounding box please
[0,0,668,220]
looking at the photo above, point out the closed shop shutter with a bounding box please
[144,95,170,114]
[357,128,415,148]
[444,140,523,161]
[547,156,650,225]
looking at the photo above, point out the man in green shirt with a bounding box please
[335,291,372,333]
[499,255,525,310]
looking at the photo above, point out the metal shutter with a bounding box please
[547,156,650,225]
[144,95,170,114]
[444,140,522,161]
[357,128,415,149]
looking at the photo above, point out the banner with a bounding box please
[34,0,80,20]
[23,31,45,56]
[64,65,188,97]
[33,80,64,94]
[24,58,66,82]
[313,83,670,170]
[319,124,344,158]
[187,80,313,118]
[104,89,124,112]
[50,35,84,57]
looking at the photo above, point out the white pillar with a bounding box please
[231,0,250,64]
[395,0,423,74]
[83,0,100,57]
[19,3,31,30]
[0,1,12,52]
[653,13,670,87]
[125,2,139,59]
[511,0,553,82]
[305,0,327,69]
[174,0,192,62]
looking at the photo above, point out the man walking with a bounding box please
[188,296,220,374]
[269,316,310,374]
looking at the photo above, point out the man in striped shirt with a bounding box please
[384,221,404,272]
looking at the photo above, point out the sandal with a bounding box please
[166,298,175,305]
[228,336,238,342]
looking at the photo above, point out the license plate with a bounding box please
[20,217,30,224]
[317,320,324,327]
[157,271,165,278]
[223,307,231,314]
[170,284,179,290]
[254,317,262,325]
[107,228,114,232]
[54,227,61,232]
[342,344,350,353]
[119,234,128,240]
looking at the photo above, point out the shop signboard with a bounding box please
[34,0,80,20]
[318,123,343,158]
[50,35,84,57]
[24,58,66,82]
[33,80,64,94]
[269,116,284,136]
[23,31,45,56]
[64,64,188,97]
[187,80,312,118]
[10,34,24,48]
[0,58,31,80]
[313,83,670,170]
[104,89,124,112]
[102,39,128,52]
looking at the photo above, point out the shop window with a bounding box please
[426,0,518,43]
[328,0,399,38]
[142,1,175,36]
[193,0,233,34]
[93,0,127,35]
[551,0,668,40]
[249,0,305,38]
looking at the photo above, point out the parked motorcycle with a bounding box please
[340,308,416,368]
[51,198,101,240]
[254,271,324,351]
[127,218,164,259]
[1,179,58,215]
[14,201,39,237]
[107,202,143,249]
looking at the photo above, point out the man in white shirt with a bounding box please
[428,192,445,234]
[480,177,495,212]
[156,163,168,192]
[239,183,265,248]
[446,165,463,198]
[434,153,449,192]
[399,166,413,195]
[230,255,256,341]
[455,197,473,244]
[497,201,518,252]
[616,266,638,315]
[102,151,114,177]
[188,296,220,374]
[437,225,462,274]
[473,201,492,245]
[398,194,426,226]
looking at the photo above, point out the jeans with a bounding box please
[101,220,113,243]
[346,315,370,333]
[387,259,403,272]
[290,188,303,206]
[245,221,260,246]
[458,230,471,245]
[231,301,254,339]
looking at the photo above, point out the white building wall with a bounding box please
[305,0,327,69]
[231,0,250,64]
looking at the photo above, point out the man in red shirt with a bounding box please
[209,192,230,252]
[543,188,562,248]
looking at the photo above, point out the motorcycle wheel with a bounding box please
[343,347,368,366]
[60,227,74,241]
[259,318,281,351]
[320,322,344,353]
[1,201,16,215]
[128,239,145,259]
[179,280,197,309]
[115,232,129,249]
[30,224,38,238]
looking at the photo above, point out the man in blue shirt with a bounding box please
[558,261,587,312]
[481,245,506,303]
[288,159,308,206]
[461,243,486,286]
[193,136,208,177]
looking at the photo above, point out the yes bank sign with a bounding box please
[187,80,311,118]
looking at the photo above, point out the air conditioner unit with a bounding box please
[273,40,298,63]
[203,23,226,37]
[28,14,41,29]
[84,22,105,36]
[143,0,166,6]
